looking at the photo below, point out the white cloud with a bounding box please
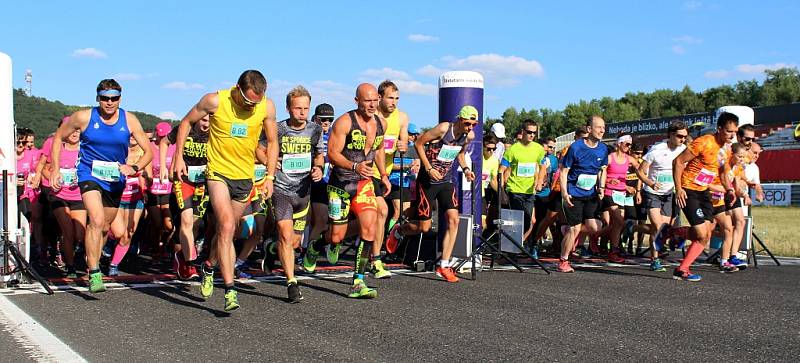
[671,45,686,55]
[159,111,178,120]
[112,73,141,81]
[408,34,439,42]
[704,70,731,79]
[361,67,411,80]
[735,63,795,74]
[162,81,205,90]
[358,68,437,96]
[417,53,544,87]
[71,47,107,59]
[393,80,437,96]
[673,35,703,44]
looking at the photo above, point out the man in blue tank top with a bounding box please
[50,79,153,293]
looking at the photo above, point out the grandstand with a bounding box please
[756,122,800,150]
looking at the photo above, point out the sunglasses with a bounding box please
[99,95,120,102]
[238,86,262,107]
[525,129,538,135]
[546,145,555,149]
[741,136,755,142]
[485,147,496,151]
[674,133,688,139]
[464,121,478,127]
[317,117,333,123]
[16,140,26,145]
[621,142,632,146]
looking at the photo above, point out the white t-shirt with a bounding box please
[493,142,506,163]
[643,141,686,195]
[744,162,760,185]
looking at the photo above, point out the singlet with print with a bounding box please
[418,122,468,185]
[206,87,267,180]
[330,111,385,184]
[77,107,130,192]
[682,134,728,192]
[267,119,324,195]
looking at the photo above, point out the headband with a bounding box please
[617,135,632,144]
[97,89,121,97]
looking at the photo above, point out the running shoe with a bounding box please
[649,258,666,272]
[108,264,120,277]
[287,282,303,304]
[200,266,214,299]
[326,243,341,265]
[729,256,748,270]
[101,241,115,259]
[234,261,252,279]
[579,247,592,258]
[621,220,634,245]
[187,265,199,279]
[174,252,193,280]
[435,266,460,283]
[348,279,377,299]
[302,245,319,273]
[557,259,575,273]
[653,224,669,252]
[719,261,738,273]
[385,224,402,254]
[88,271,106,293]
[262,241,277,273]
[66,266,78,279]
[607,251,626,264]
[370,260,392,279]
[672,268,702,282]
[223,290,239,311]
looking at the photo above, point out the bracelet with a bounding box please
[265,175,275,181]
[427,167,433,173]
[462,167,471,173]
[352,161,359,171]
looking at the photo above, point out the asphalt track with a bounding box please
[1,257,799,362]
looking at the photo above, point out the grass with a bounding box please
[750,206,800,257]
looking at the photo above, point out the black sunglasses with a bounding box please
[525,129,538,135]
[485,147,496,151]
[741,136,755,142]
[99,95,120,102]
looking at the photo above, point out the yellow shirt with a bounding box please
[206,87,267,180]
[482,155,499,197]
[373,108,401,178]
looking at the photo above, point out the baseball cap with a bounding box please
[407,123,420,135]
[314,103,335,118]
[458,105,479,120]
[490,123,506,138]
[155,122,172,137]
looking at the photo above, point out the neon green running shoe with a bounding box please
[348,278,377,299]
[326,243,341,265]
[200,267,214,300]
[370,260,392,279]
[88,272,106,293]
[303,245,320,273]
[224,290,239,311]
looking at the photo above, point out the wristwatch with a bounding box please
[130,165,139,172]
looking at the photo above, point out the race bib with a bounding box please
[90,160,120,182]
[60,168,77,186]
[711,191,724,202]
[282,153,312,174]
[230,123,248,138]
[576,174,597,191]
[187,165,206,183]
[151,178,171,194]
[482,172,491,189]
[624,195,635,207]
[516,162,537,178]
[655,171,674,184]
[383,135,397,152]
[611,190,627,206]
[694,168,716,187]
[328,197,342,219]
[254,165,267,180]
[436,145,462,162]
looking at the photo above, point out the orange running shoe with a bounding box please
[435,266,460,283]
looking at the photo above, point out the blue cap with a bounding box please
[408,123,420,135]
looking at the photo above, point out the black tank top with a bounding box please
[420,122,468,185]
[332,111,385,183]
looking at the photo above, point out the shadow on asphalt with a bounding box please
[135,286,230,318]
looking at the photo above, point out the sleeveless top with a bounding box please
[331,111,385,183]
[77,107,130,192]
[207,87,267,180]
[604,153,630,195]
[419,122,468,185]
[373,108,401,178]
[537,153,559,197]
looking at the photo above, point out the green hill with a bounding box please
[12,88,165,147]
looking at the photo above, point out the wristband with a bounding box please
[352,162,359,171]
[462,167,471,173]
[129,164,140,172]
[265,175,275,181]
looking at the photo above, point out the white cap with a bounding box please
[490,123,506,138]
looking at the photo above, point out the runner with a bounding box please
[164,115,210,280]
[558,116,609,273]
[387,105,478,283]
[172,70,278,311]
[624,142,648,254]
[490,122,507,162]
[107,135,148,276]
[369,80,409,279]
[710,142,749,272]
[259,86,324,303]
[306,103,335,256]
[233,160,268,279]
[725,124,757,270]
[599,134,640,263]
[47,128,85,278]
[636,121,688,271]
[531,137,559,253]
[481,134,500,230]
[146,122,175,256]
[304,83,389,298]
[387,123,420,233]
[50,79,153,293]
[15,129,43,263]
[500,120,545,246]
[672,111,739,282]
[744,142,764,203]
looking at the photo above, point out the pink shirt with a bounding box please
[149,142,175,195]
[604,153,631,196]
[121,172,144,203]
[16,149,40,200]
[52,146,82,201]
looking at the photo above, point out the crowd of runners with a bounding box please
[13,70,765,311]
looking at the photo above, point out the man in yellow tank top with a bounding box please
[368,80,409,279]
[172,70,278,311]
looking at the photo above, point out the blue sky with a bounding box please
[1,1,798,129]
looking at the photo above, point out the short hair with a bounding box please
[285,85,311,108]
[237,70,267,94]
[575,127,588,137]
[586,115,604,127]
[731,142,747,154]
[377,80,398,96]
[668,121,688,134]
[522,119,538,129]
[737,123,755,136]
[543,136,556,144]
[631,142,645,152]
[484,134,499,145]
[716,112,739,129]
[96,79,121,92]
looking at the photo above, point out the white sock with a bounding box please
[439,259,449,268]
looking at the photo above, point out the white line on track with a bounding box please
[0,294,86,362]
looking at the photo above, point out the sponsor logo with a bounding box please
[695,208,704,218]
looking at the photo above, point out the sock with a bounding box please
[287,277,297,285]
[678,241,705,272]
[719,258,728,265]
[439,259,449,268]
[312,237,329,253]
[354,239,373,282]
[387,219,397,231]
[268,242,278,255]
[111,244,130,266]
[372,254,382,262]
[202,261,214,274]
[89,268,101,275]
[224,284,234,294]
[235,258,245,267]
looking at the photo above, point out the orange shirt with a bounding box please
[681,134,728,191]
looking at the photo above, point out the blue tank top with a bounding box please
[536,154,559,198]
[77,107,130,192]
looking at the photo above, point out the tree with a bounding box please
[702,85,736,110]
[734,79,761,106]
[761,67,800,106]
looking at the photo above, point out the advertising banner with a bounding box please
[751,183,792,206]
